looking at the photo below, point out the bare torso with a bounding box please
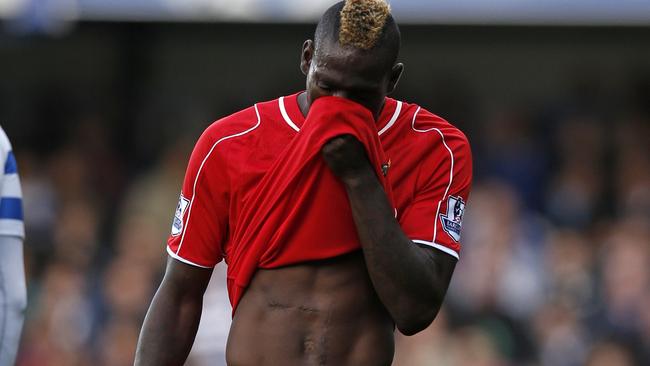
[226,251,395,366]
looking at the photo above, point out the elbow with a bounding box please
[5,286,27,317]
[395,305,441,336]
[396,323,428,337]
[15,296,27,315]
[394,291,445,336]
[12,294,27,317]
[395,315,434,336]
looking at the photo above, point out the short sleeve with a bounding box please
[0,127,25,239]
[167,128,230,268]
[399,129,472,260]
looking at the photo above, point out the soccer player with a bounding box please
[135,1,472,365]
[0,126,26,366]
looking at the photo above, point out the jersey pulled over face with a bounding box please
[167,92,472,304]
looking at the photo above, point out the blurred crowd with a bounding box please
[7,72,650,365]
[394,83,650,365]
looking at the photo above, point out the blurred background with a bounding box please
[1,0,649,365]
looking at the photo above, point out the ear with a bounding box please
[300,40,315,76]
[387,62,404,94]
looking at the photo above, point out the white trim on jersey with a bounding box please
[378,101,403,136]
[167,246,213,269]
[410,107,457,249]
[279,96,300,132]
[175,104,262,258]
[279,96,403,136]
[0,220,24,239]
[412,240,460,259]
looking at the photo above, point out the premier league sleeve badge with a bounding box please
[171,194,191,236]
[439,196,465,242]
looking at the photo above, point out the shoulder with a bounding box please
[394,101,473,189]
[191,102,265,157]
[197,95,288,146]
[200,105,262,145]
[396,101,471,156]
[0,126,12,155]
[187,95,288,168]
[0,126,13,172]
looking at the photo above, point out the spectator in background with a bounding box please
[0,126,27,366]
[586,341,637,366]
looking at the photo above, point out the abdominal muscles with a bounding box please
[225,251,395,366]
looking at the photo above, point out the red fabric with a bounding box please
[225,96,394,312]
[166,92,473,315]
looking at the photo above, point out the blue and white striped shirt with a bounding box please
[0,127,24,239]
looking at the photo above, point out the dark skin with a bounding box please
[135,39,456,366]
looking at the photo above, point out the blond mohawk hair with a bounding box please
[339,0,392,50]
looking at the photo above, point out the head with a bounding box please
[300,0,404,117]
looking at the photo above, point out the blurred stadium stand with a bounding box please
[3,0,650,23]
[1,1,649,365]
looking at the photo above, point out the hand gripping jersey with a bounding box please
[168,93,472,314]
[0,127,24,239]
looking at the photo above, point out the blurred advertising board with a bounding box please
[2,0,650,25]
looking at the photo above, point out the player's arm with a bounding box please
[134,258,212,366]
[0,236,27,366]
[135,122,230,364]
[322,134,470,336]
[0,129,27,366]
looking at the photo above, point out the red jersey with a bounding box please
[167,92,472,311]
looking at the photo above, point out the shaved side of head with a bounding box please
[314,0,401,70]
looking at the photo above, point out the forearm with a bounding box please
[0,236,27,366]
[135,260,209,366]
[321,134,456,334]
[344,168,447,334]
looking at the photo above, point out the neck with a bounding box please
[297,91,310,118]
